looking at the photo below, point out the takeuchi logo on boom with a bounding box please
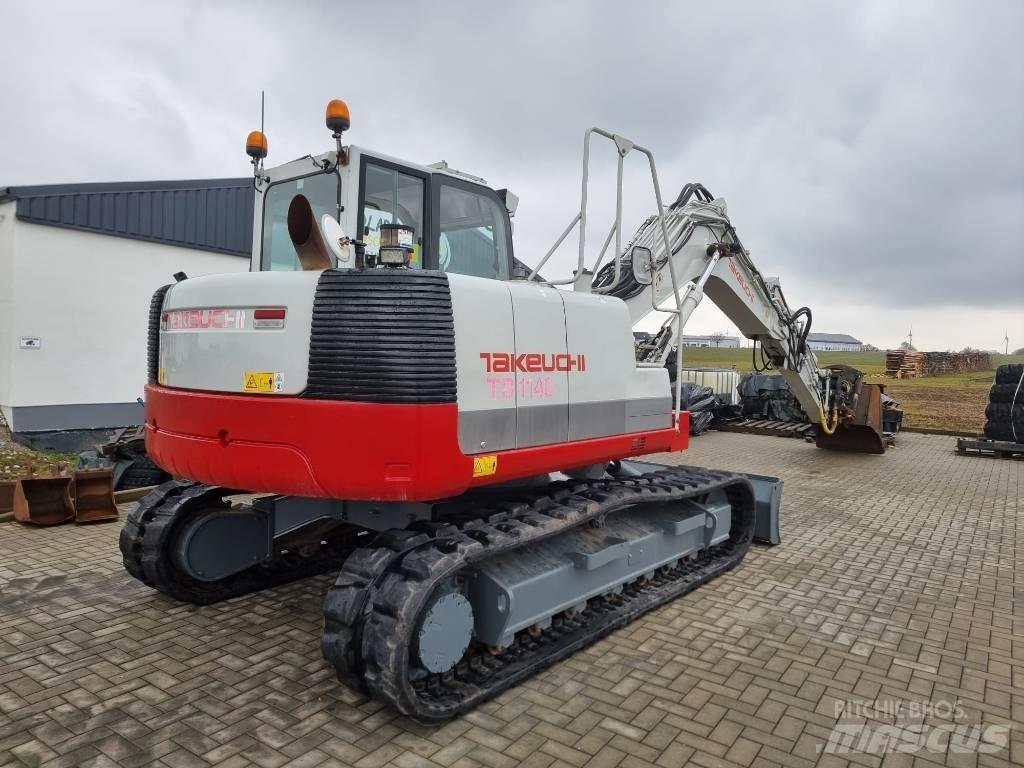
[728,258,755,302]
[480,352,587,373]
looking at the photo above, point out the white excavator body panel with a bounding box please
[157,266,672,455]
[158,270,320,395]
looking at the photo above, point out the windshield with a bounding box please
[261,172,339,271]
[437,184,510,280]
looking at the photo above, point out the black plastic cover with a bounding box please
[147,284,172,384]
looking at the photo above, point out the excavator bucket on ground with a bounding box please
[13,475,75,525]
[0,480,15,517]
[73,469,119,523]
[816,383,886,454]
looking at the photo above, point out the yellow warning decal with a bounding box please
[472,455,498,478]
[243,371,279,393]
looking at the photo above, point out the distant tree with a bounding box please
[709,332,726,348]
[961,346,980,354]
[899,341,916,352]
[862,344,879,352]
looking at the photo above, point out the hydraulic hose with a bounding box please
[818,368,839,435]
[818,405,840,435]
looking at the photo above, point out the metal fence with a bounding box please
[679,367,740,405]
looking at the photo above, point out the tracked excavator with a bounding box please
[121,100,886,722]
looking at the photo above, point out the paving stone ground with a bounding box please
[0,431,1020,768]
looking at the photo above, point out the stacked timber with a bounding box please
[884,350,992,378]
[885,350,905,376]
[885,351,922,377]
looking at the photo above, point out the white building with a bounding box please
[806,333,863,352]
[680,334,740,349]
[0,179,252,445]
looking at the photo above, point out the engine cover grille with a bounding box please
[304,270,457,403]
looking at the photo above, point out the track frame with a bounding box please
[322,463,761,722]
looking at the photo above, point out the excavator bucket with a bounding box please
[0,480,15,517]
[13,475,75,526]
[816,383,886,454]
[73,469,119,523]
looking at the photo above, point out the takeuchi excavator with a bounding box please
[121,99,887,722]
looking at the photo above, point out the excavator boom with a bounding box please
[530,129,887,453]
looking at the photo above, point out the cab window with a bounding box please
[362,163,425,268]
[437,184,510,280]
[261,172,339,271]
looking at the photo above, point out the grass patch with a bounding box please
[0,415,80,481]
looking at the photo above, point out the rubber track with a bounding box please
[321,466,755,723]
[119,481,364,605]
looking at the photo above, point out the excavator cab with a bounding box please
[252,139,516,284]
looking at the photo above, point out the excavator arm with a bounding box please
[529,129,887,453]
[594,188,838,430]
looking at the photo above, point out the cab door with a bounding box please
[357,158,429,269]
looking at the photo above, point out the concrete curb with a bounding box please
[900,427,978,438]
[114,485,158,505]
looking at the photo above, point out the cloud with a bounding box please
[1,0,1020,348]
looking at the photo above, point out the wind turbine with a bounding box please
[1005,330,1009,355]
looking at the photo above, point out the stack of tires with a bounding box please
[736,372,809,423]
[679,381,718,435]
[985,364,1024,443]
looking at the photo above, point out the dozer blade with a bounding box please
[73,469,119,523]
[0,480,15,517]
[816,383,886,454]
[13,476,75,526]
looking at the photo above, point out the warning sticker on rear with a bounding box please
[243,371,283,393]
[472,455,498,478]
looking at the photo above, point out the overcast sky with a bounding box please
[3,1,1021,351]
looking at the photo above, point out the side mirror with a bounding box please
[631,246,654,285]
[497,188,519,218]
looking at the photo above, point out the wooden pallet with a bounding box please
[955,438,1024,459]
[715,419,815,439]
[885,350,991,378]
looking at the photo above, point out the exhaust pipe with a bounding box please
[287,194,336,271]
